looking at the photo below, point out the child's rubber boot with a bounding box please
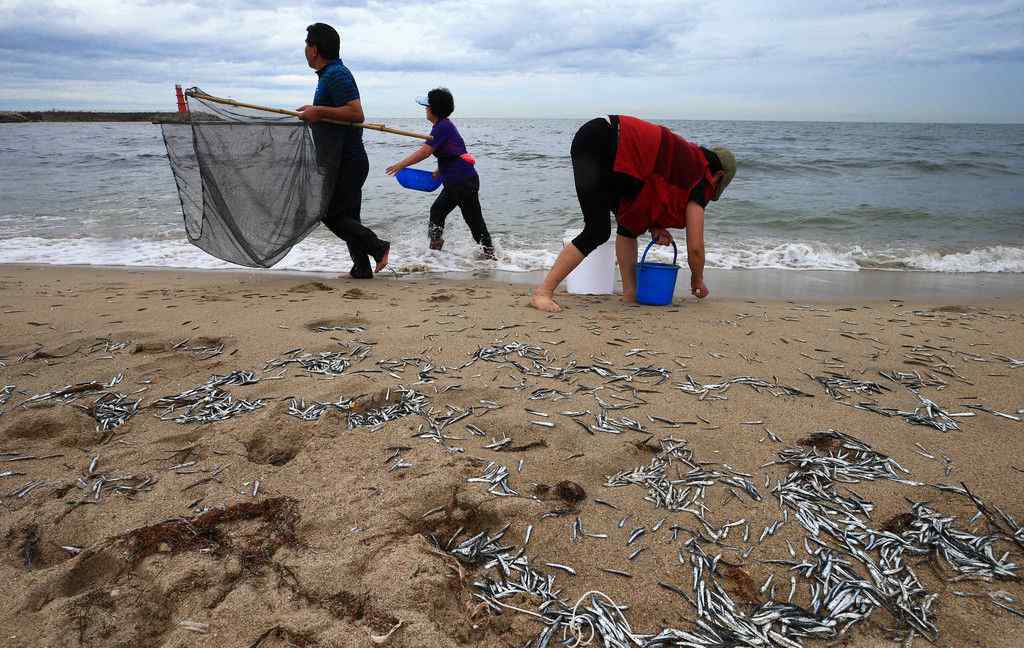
[349,265,373,279]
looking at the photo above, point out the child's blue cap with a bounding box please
[415,96,430,107]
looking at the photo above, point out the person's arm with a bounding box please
[385,144,435,175]
[296,99,364,124]
[684,201,709,299]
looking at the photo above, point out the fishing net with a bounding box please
[160,88,348,267]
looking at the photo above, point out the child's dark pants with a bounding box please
[428,176,493,248]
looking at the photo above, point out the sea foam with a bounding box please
[1,235,1021,274]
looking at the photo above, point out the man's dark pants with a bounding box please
[321,156,389,276]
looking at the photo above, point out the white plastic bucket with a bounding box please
[564,230,615,295]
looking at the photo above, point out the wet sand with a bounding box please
[452,267,1024,302]
[1,264,1022,648]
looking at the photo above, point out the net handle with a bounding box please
[184,88,432,141]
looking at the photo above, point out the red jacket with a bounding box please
[613,115,714,234]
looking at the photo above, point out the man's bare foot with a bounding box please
[374,245,390,273]
[530,290,561,313]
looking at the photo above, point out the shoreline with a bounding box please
[2,262,1021,302]
[443,266,1024,302]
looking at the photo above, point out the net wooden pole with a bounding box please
[185,88,431,141]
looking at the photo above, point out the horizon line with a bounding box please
[2,109,1023,127]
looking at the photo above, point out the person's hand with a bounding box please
[691,278,709,299]
[651,227,673,245]
[296,106,321,123]
[385,163,404,176]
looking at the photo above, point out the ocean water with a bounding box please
[1,119,1023,274]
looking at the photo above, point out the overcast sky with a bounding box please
[1,0,1021,122]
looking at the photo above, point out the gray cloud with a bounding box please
[0,0,1021,121]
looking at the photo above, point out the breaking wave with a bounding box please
[0,236,1021,274]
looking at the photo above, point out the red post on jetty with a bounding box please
[175,84,188,113]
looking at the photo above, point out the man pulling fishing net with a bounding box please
[160,23,429,273]
[298,23,389,278]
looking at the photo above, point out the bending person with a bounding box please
[297,22,389,278]
[386,88,495,259]
[530,115,735,312]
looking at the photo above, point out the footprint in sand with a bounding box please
[343,288,371,300]
[288,281,334,294]
[304,316,367,331]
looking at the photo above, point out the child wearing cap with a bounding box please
[386,88,495,259]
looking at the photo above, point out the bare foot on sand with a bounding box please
[530,289,561,312]
[374,245,390,273]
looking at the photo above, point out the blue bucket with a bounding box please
[395,167,442,192]
[635,240,679,306]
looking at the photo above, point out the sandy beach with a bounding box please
[1,263,1022,648]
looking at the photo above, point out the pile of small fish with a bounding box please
[75,455,156,501]
[266,350,350,377]
[466,461,519,497]
[879,370,947,390]
[433,523,867,648]
[772,430,917,486]
[465,342,673,387]
[588,411,648,434]
[771,432,916,540]
[809,373,890,400]
[661,537,845,647]
[88,392,142,437]
[431,526,646,647]
[422,402,473,438]
[463,341,552,376]
[528,386,573,402]
[589,361,672,386]
[154,370,264,424]
[347,386,429,430]
[769,430,1018,640]
[904,391,962,431]
[606,438,761,516]
[902,501,1018,580]
[845,390,962,432]
[959,485,1024,554]
[899,346,974,384]
[18,373,124,407]
[675,375,813,401]
[172,337,225,360]
[286,396,356,421]
[9,373,143,437]
[375,356,451,384]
